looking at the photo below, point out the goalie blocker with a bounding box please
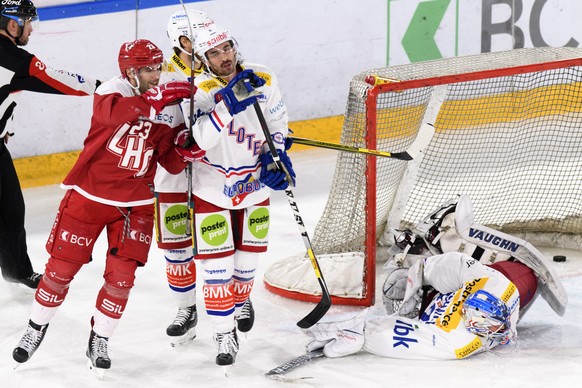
[409,194,567,317]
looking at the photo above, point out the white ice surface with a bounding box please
[2,149,581,387]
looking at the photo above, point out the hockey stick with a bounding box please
[246,82,331,328]
[291,123,435,161]
[265,349,325,381]
[179,0,196,237]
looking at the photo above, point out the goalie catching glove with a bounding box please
[214,69,265,115]
[142,81,193,114]
[259,149,296,190]
[174,129,205,163]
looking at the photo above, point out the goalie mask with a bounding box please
[166,10,214,55]
[462,290,513,346]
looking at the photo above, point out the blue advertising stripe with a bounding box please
[37,0,209,21]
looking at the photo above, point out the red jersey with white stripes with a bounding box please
[61,76,188,207]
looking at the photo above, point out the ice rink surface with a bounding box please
[1,149,581,388]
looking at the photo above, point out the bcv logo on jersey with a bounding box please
[128,229,152,245]
[59,229,93,247]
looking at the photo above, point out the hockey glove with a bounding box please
[382,262,409,315]
[304,309,368,358]
[259,149,296,190]
[142,81,193,113]
[285,128,294,150]
[214,69,265,115]
[174,129,205,162]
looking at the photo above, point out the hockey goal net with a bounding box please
[264,47,582,306]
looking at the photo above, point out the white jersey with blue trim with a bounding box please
[363,253,520,360]
[191,63,289,209]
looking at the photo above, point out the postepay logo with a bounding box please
[164,204,189,235]
[200,214,228,246]
[248,208,269,239]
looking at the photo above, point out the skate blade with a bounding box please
[87,359,107,380]
[222,364,234,377]
[169,328,197,347]
[238,332,249,341]
[265,373,314,383]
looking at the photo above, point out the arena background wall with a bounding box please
[11,0,582,187]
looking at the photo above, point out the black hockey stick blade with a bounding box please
[390,122,435,161]
[265,349,325,380]
[296,287,332,329]
[296,248,332,328]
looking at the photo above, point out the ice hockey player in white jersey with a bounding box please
[153,9,214,348]
[305,194,567,360]
[188,24,293,366]
[305,252,524,360]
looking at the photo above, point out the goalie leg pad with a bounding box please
[489,261,538,309]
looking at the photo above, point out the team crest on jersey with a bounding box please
[107,121,154,177]
[224,174,262,206]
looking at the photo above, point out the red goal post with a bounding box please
[264,47,582,306]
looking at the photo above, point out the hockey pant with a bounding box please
[34,190,153,337]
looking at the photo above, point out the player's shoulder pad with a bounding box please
[197,78,221,93]
[255,71,272,86]
[96,76,134,97]
[164,61,174,73]
[242,62,274,87]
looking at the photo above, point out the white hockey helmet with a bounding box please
[166,10,214,54]
[194,24,243,67]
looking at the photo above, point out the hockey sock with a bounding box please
[165,248,196,307]
[95,283,131,320]
[201,256,235,333]
[233,250,258,315]
[92,310,120,338]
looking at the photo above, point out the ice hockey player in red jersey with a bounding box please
[11,39,203,378]
[0,0,100,290]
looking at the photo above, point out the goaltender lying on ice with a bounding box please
[300,195,566,361]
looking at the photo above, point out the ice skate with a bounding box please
[18,272,43,289]
[214,328,239,369]
[7,272,42,293]
[86,330,111,379]
[236,298,254,334]
[166,305,197,347]
[13,320,49,365]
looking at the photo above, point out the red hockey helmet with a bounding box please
[118,39,164,78]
